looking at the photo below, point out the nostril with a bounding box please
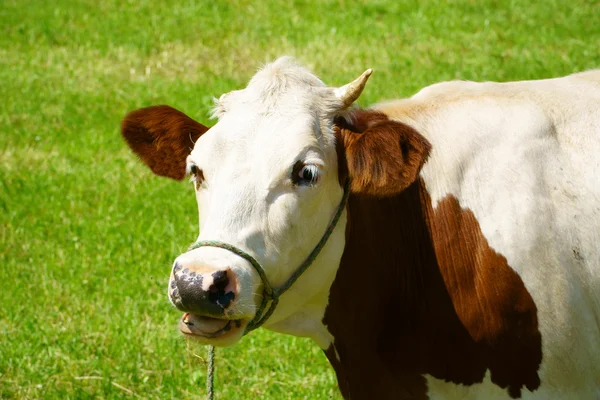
[208,269,235,309]
[210,270,229,292]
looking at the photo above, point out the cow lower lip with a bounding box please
[179,313,239,338]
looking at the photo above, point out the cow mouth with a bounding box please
[179,313,243,338]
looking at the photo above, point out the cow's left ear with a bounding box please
[121,105,210,180]
[335,110,431,197]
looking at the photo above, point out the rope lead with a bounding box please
[207,345,215,400]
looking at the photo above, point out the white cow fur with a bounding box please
[177,58,600,398]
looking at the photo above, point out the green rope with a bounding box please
[189,180,351,400]
[207,345,215,400]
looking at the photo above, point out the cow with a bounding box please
[121,57,600,399]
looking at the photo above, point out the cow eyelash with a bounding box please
[291,161,320,186]
[187,163,205,184]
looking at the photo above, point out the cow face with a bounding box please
[121,57,430,347]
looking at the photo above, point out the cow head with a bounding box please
[121,57,430,347]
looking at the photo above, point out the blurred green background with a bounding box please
[1,0,598,398]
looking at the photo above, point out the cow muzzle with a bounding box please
[169,261,245,340]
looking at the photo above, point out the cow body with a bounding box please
[121,59,600,399]
[325,71,600,399]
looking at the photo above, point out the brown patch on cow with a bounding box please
[324,120,542,398]
[424,194,542,397]
[121,105,209,180]
[334,110,431,196]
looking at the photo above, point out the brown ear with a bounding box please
[121,105,210,180]
[335,109,431,196]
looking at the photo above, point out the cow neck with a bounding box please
[323,178,541,399]
[189,180,351,334]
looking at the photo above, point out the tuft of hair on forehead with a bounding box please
[249,56,326,97]
[211,57,328,118]
[211,57,348,119]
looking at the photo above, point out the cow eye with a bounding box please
[292,162,320,186]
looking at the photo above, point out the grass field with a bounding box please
[1,0,598,398]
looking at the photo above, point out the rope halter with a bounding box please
[187,180,351,334]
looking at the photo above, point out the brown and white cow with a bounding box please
[121,57,600,399]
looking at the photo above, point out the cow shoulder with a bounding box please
[326,179,543,399]
[424,190,543,397]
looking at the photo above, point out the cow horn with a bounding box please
[335,69,373,108]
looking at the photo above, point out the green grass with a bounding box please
[0,0,598,398]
